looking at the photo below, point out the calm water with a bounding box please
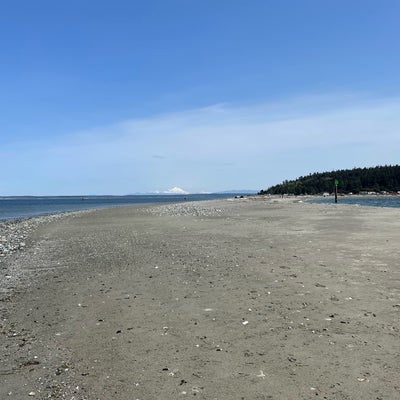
[307,196,400,208]
[0,194,238,221]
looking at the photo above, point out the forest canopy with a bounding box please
[259,165,400,195]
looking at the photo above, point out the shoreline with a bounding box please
[0,209,98,259]
[0,193,246,223]
[1,198,400,399]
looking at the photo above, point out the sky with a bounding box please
[1,0,400,195]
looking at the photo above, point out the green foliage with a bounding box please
[259,165,400,195]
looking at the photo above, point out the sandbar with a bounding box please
[1,198,399,399]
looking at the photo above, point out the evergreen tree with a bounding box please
[259,165,400,195]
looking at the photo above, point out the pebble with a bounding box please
[0,211,89,259]
[0,213,75,257]
[0,211,94,304]
[146,202,223,217]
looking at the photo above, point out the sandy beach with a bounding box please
[1,198,399,399]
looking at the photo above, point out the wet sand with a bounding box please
[1,198,399,399]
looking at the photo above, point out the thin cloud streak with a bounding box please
[2,93,400,195]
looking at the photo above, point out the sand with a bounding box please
[1,197,399,399]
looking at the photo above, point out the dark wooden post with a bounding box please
[334,179,339,203]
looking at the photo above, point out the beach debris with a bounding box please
[242,320,249,325]
[28,392,36,396]
[169,369,179,376]
[20,358,40,367]
[357,377,369,382]
[257,370,266,379]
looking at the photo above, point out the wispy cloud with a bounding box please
[2,92,400,195]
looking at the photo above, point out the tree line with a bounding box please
[259,165,400,195]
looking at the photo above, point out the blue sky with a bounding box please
[1,0,400,195]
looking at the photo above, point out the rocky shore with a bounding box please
[0,210,98,302]
[0,204,126,257]
[0,219,29,257]
[0,214,68,259]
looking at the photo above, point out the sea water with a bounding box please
[0,194,237,221]
[307,195,400,208]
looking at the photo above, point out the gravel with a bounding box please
[145,201,225,217]
[0,200,227,261]
[1,216,52,259]
[0,211,94,259]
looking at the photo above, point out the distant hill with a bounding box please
[259,165,400,195]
